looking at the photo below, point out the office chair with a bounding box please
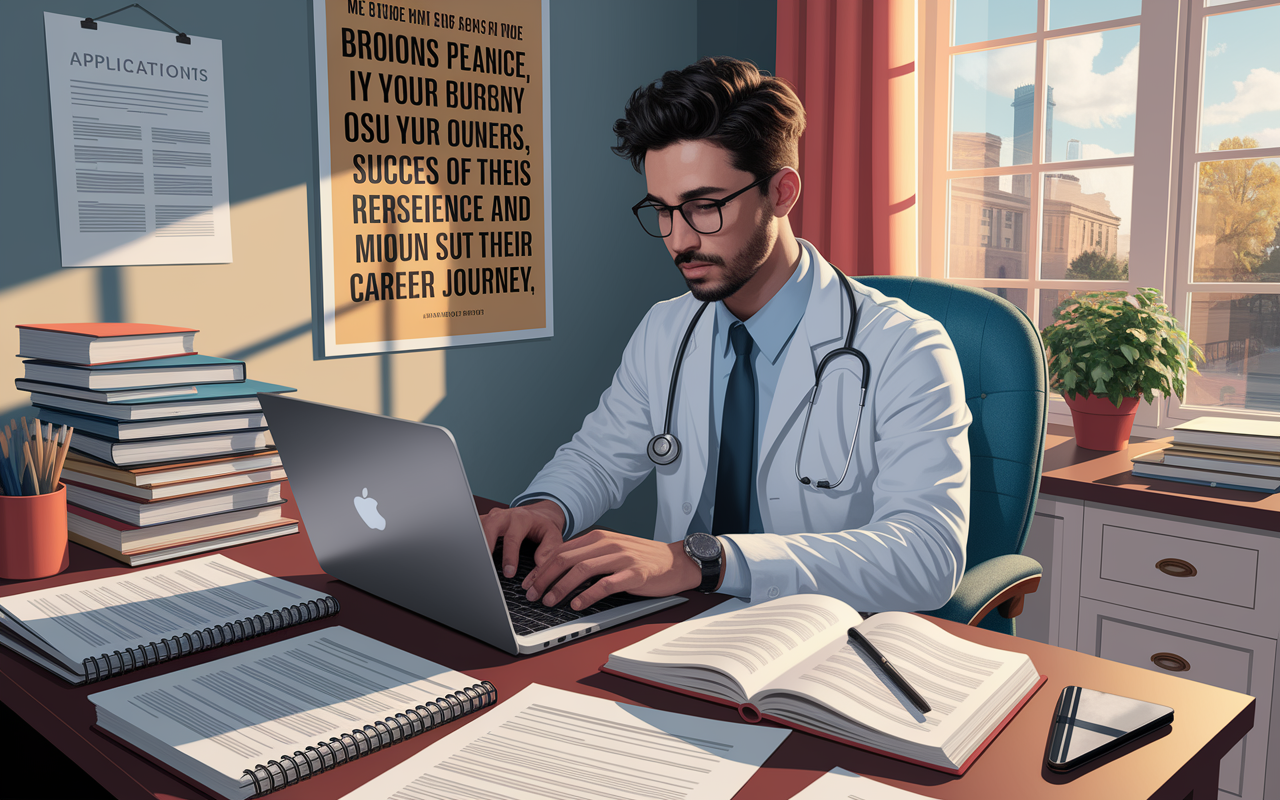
[856,276,1048,636]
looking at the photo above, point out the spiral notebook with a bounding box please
[89,627,497,800]
[0,554,339,684]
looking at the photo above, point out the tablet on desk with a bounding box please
[1047,685,1174,772]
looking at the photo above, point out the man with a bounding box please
[482,57,970,615]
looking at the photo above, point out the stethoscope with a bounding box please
[646,274,871,490]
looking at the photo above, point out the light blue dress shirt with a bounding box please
[690,247,814,597]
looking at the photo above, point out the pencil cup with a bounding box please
[0,484,69,580]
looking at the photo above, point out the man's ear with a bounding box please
[770,168,802,217]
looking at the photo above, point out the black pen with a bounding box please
[847,627,931,715]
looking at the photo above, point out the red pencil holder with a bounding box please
[0,484,70,580]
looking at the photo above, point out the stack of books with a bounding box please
[15,322,301,565]
[1131,416,1280,494]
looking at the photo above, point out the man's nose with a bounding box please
[668,209,700,253]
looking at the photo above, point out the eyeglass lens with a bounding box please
[636,201,723,238]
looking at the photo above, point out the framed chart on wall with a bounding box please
[311,0,552,357]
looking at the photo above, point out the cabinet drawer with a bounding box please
[1099,524,1258,608]
[1078,598,1274,800]
[1081,504,1280,637]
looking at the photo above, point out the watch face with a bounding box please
[686,532,720,561]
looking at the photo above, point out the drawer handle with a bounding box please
[1156,558,1198,578]
[1151,652,1191,672]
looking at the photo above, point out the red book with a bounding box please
[599,595,1046,775]
[16,322,197,365]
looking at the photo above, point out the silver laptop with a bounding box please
[259,394,684,655]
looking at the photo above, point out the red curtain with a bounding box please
[776,0,916,276]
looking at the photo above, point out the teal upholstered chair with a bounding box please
[856,276,1048,636]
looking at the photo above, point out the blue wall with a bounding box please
[0,1,775,542]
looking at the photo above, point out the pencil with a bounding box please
[0,435,14,496]
[30,419,44,491]
[43,424,58,493]
[51,427,72,492]
[15,433,28,494]
[23,441,38,496]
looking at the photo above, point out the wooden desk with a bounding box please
[0,492,1254,800]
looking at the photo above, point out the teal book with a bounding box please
[28,379,295,421]
[22,354,245,390]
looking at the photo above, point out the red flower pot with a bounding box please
[1063,393,1140,452]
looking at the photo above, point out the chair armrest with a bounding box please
[930,554,1043,627]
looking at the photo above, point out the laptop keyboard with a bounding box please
[493,539,649,636]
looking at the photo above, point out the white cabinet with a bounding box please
[1025,496,1279,800]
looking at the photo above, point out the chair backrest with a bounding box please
[855,276,1048,566]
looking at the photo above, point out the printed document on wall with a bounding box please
[43,12,232,267]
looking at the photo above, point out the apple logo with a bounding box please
[353,488,386,530]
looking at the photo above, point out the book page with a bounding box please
[89,627,484,796]
[606,594,863,702]
[789,767,936,799]
[0,554,332,669]
[338,683,789,800]
[761,612,1035,752]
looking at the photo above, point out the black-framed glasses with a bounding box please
[631,173,774,238]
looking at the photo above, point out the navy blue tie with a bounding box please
[713,323,756,536]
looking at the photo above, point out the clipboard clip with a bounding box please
[80,3,191,44]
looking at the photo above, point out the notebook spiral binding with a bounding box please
[81,596,341,683]
[241,680,498,797]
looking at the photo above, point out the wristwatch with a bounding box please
[683,532,724,594]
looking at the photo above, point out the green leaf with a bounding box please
[1119,344,1139,363]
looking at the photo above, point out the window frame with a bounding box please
[1165,0,1280,426]
[920,0,1280,435]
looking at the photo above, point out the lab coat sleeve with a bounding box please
[513,308,660,537]
[725,317,971,613]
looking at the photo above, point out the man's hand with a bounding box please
[479,500,566,579]
[521,530,703,610]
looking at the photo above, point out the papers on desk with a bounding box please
[89,627,495,800]
[338,683,790,800]
[789,766,937,799]
[0,554,337,683]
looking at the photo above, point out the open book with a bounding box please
[0,554,338,683]
[89,627,497,800]
[601,594,1044,774]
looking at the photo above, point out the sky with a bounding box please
[948,0,1280,240]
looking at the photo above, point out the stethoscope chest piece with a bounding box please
[647,433,680,466]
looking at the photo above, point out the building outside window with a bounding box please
[922,0,1280,430]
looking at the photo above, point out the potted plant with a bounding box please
[1040,287,1204,451]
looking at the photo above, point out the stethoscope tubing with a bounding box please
[648,273,870,491]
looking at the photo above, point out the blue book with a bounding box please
[66,428,274,467]
[37,407,268,442]
[27,379,295,421]
[1130,450,1280,493]
[22,354,245,390]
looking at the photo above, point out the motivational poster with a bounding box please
[312,0,551,356]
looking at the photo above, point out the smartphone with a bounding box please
[1046,686,1174,772]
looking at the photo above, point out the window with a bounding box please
[922,0,1280,430]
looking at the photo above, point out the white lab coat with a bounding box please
[517,240,971,613]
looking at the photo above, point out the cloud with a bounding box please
[953,43,1036,99]
[1207,43,1228,57]
[1243,127,1280,147]
[1203,68,1280,125]
[1046,33,1140,129]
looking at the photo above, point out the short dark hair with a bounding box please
[612,57,806,188]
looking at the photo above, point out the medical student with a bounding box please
[481,57,971,615]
